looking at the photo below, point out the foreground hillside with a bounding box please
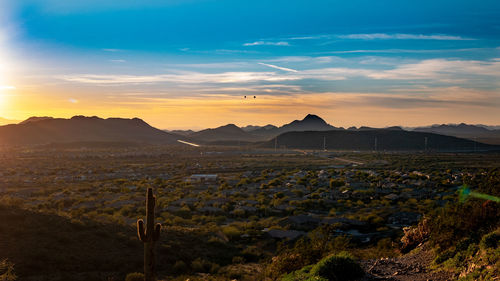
[0,147,498,281]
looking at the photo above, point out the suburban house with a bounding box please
[186,174,218,183]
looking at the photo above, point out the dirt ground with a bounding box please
[359,244,455,281]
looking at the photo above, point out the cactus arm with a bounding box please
[137,219,146,241]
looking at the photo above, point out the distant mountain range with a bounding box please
[180,116,500,146]
[261,130,497,151]
[189,124,261,142]
[1,114,499,150]
[0,116,179,146]
[412,123,500,145]
[184,114,339,143]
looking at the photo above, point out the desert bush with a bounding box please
[281,252,363,281]
[329,178,345,188]
[124,272,144,281]
[191,258,212,273]
[268,225,348,279]
[232,256,245,264]
[172,260,188,274]
[281,265,327,281]
[400,217,430,253]
[309,252,364,281]
[221,225,241,240]
[480,231,500,249]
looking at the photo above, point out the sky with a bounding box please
[0,0,499,129]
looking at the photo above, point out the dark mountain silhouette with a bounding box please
[385,126,405,131]
[414,123,491,135]
[19,116,54,124]
[261,129,498,151]
[189,123,261,142]
[251,114,339,138]
[241,124,277,132]
[194,115,339,142]
[0,116,180,146]
[280,114,337,132]
[165,129,195,136]
[413,123,500,145]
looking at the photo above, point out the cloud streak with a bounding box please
[243,41,290,46]
[57,71,301,84]
[258,62,298,72]
[338,33,471,40]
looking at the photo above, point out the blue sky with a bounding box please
[1,0,499,129]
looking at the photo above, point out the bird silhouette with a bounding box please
[253,96,256,99]
[244,96,247,98]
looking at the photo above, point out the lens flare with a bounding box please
[459,185,500,203]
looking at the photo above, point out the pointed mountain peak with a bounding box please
[302,114,325,122]
[220,123,240,129]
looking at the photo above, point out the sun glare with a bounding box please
[0,28,13,114]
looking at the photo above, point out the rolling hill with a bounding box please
[188,124,261,142]
[413,124,500,145]
[261,129,499,151]
[0,116,180,146]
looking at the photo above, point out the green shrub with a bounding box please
[232,256,246,264]
[329,178,345,188]
[221,225,241,239]
[480,231,500,249]
[191,258,218,273]
[434,249,455,264]
[309,252,364,281]
[281,265,328,281]
[172,260,188,274]
[281,252,363,281]
[124,272,144,281]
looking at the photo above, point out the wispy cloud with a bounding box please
[258,62,298,72]
[55,59,500,90]
[338,33,471,40]
[57,71,301,84]
[243,41,290,46]
[102,48,122,52]
[367,59,500,80]
[0,85,16,90]
[109,59,126,63]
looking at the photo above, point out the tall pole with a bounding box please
[424,137,428,152]
[374,137,378,152]
[323,136,326,151]
[274,137,277,152]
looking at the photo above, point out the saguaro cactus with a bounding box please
[137,188,161,281]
